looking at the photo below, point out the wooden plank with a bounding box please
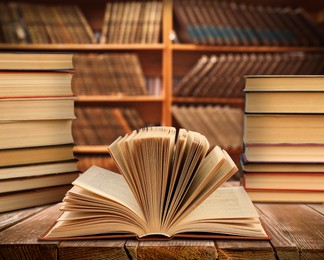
[0,205,48,232]
[125,240,139,260]
[307,203,324,215]
[136,239,217,260]
[0,203,62,260]
[256,206,299,259]
[171,44,324,53]
[59,240,129,260]
[216,240,275,260]
[256,203,324,260]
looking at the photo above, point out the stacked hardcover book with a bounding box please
[241,75,324,202]
[0,53,79,213]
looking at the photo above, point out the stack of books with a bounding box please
[173,0,323,46]
[241,75,324,202]
[0,53,80,213]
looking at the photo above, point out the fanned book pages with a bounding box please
[41,127,269,240]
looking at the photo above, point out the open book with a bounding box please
[42,127,268,240]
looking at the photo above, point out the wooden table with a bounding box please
[0,202,323,260]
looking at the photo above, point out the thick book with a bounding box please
[41,127,268,240]
[0,172,79,194]
[245,189,324,203]
[245,91,324,114]
[0,160,78,179]
[0,97,75,120]
[0,53,74,70]
[0,185,72,213]
[244,75,324,91]
[240,154,324,172]
[244,143,324,163]
[0,71,73,97]
[0,119,74,149]
[242,172,324,191]
[0,144,75,167]
[243,114,324,144]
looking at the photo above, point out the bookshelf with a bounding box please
[1,0,323,172]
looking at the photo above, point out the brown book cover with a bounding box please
[181,55,216,96]
[173,0,196,43]
[100,2,112,43]
[230,3,260,46]
[277,7,308,46]
[181,0,207,44]
[221,2,247,45]
[129,1,143,43]
[173,55,209,96]
[212,1,238,45]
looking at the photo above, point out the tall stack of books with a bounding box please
[241,75,324,202]
[0,53,80,213]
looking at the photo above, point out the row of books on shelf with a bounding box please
[174,0,324,46]
[0,2,95,44]
[73,106,146,146]
[101,0,162,44]
[73,53,161,96]
[1,0,323,46]
[0,1,162,44]
[172,105,243,151]
[0,53,80,213]
[241,75,324,203]
[173,53,324,98]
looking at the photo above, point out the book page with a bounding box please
[167,187,267,238]
[72,165,144,220]
[182,186,259,221]
[170,150,238,225]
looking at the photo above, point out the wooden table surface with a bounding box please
[0,201,323,260]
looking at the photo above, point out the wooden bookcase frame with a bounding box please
[0,0,323,157]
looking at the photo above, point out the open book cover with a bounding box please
[41,127,269,240]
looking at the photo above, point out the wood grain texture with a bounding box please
[307,203,324,215]
[0,203,61,260]
[256,203,324,260]
[256,207,299,259]
[125,240,139,260]
[0,205,47,232]
[216,240,275,260]
[137,239,217,260]
[59,240,129,260]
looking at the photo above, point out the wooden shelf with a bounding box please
[0,44,165,51]
[172,97,244,105]
[76,95,164,103]
[172,44,324,53]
